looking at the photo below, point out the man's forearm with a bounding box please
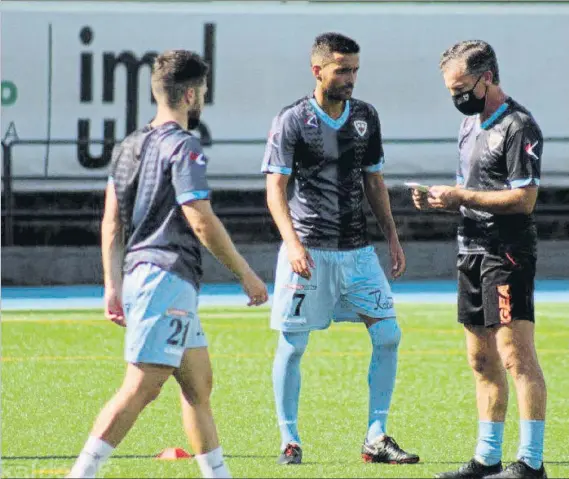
[459,188,532,214]
[193,215,252,280]
[365,176,398,241]
[101,220,124,289]
[267,187,302,246]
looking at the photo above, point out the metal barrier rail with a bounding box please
[3,137,569,246]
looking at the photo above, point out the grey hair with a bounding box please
[439,40,500,84]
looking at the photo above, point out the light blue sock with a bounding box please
[272,331,309,449]
[518,420,545,470]
[366,319,401,442]
[475,421,504,466]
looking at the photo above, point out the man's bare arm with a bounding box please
[101,182,124,290]
[363,172,398,242]
[182,200,253,280]
[265,173,314,279]
[459,187,538,215]
[266,174,301,247]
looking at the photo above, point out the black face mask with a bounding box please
[452,74,487,116]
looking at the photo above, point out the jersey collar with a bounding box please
[309,97,350,130]
[480,99,510,130]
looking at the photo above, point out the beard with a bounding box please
[324,85,353,101]
[187,108,202,131]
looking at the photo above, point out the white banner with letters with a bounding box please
[1,1,568,191]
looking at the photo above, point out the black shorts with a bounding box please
[457,253,536,327]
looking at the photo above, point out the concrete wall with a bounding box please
[2,241,568,286]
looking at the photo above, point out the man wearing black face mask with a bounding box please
[411,40,547,479]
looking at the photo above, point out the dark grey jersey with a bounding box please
[457,97,542,256]
[261,96,385,250]
[110,121,210,289]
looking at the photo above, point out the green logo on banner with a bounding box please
[1,81,18,106]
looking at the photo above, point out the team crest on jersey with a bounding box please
[354,120,367,137]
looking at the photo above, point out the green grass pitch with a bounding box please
[2,304,568,478]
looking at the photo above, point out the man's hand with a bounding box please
[428,185,463,211]
[388,237,406,279]
[287,241,315,280]
[240,269,269,306]
[412,189,431,210]
[104,287,125,327]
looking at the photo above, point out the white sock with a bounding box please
[67,436,115,478]
[195,446,231,479]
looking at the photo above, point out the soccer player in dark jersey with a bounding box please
[67,50,268,479]
[411,40,547,479]
[262,32,419,466]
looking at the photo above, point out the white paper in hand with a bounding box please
[403,182,430,193]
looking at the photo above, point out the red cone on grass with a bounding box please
[155,447,193,460]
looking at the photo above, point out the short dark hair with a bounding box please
[151,50,209,108]
[312,32,360,59]
[439,40,500,84]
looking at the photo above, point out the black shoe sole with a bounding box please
[362,453,420,464]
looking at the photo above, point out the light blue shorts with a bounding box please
[271,244,397,332]
[122,263,208,368]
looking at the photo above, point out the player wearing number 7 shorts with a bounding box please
[67,50,268,479]
[262,33,419,466]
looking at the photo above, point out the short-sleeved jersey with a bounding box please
[457,97,542,257]
[110,121,210,289]
[261,96,385,250]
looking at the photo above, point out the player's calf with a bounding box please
[273,332,309,453]
[365,318,400,441]
[68,363,173,478]
[175,348,231,478]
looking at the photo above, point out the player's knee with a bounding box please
[468,351,492,375]
[181,379,212,407]
[121,381,163,407]
[500,347,535,379]
[143,386,163,405]
[278,331,309,359]
[368,319,401,350]
[121,368,170,407]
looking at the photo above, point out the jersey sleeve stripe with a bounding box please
[509,178,540,189]
[262,165,293,175]
[176,190,211,204]
[364,162,384,173]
